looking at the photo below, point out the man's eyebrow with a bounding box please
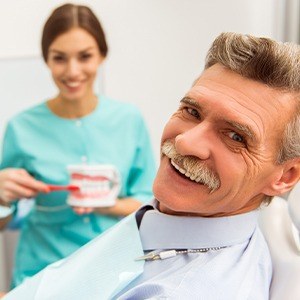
[180,97,201,109]
[225,120,255,141]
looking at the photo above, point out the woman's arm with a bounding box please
[0,122,49,205]
[0,169,48,204]
[73,198,142,216]
[0,213,12,230]
[94,198,142,216]
[0,169,48,230]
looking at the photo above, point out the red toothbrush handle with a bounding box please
[47,185,80,192]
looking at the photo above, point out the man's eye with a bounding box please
[228,131,244,143]
[186,107,200,119]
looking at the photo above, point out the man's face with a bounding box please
[153,64,296,217]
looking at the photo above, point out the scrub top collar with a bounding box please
[139,199,259,251]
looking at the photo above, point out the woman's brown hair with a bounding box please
[41,3,108,61]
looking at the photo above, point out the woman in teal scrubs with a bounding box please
[0,4,155,287]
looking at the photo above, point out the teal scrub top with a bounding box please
[0,96,156,287]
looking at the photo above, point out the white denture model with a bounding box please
[67,164,121,207]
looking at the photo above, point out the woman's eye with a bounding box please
[79,53,92,61]
[52,56,65,62]
[228,131,244,143]
[186,107,200,119]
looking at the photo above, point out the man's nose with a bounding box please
[175,124,211,160]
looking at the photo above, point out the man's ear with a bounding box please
[263,159,300,196]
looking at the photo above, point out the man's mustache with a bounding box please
[161,140,220,192]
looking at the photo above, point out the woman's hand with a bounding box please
[72,206,94,215]
[0,168,49,204]
[72,198,142,216]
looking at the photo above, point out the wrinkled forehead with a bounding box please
[193,65,298,115]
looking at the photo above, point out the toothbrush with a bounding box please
[47,184,80,192]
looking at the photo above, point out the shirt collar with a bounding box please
[138,200,259,251]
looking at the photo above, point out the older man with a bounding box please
[4,32,300,299]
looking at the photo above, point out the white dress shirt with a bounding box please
[115,201,272,299]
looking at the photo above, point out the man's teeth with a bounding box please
[190,174,197,180]
[171,160,202,183]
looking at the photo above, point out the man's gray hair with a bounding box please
[205,32,300,164]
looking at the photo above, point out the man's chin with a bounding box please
[156,200,183,215]
[156,198,213,217]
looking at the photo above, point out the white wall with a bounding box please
[0,0,284,159]
[0,0,287,292]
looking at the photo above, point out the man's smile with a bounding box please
[170,159,205,184]
[161,140,220,192]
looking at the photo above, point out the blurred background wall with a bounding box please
[0,0,299,292]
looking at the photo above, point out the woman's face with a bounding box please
[47,27,104,102]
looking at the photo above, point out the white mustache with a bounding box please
[161,140,220,192]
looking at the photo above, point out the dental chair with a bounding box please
[259,185,300,300]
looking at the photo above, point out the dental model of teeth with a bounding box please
[67,165,121,207]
